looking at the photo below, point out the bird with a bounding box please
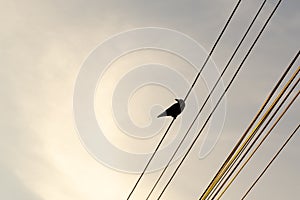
[157,99,185,119]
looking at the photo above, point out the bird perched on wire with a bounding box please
[157,99,185,119]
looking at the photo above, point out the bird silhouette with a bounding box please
[157,99,185,119]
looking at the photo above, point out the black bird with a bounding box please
[157,99,185,119]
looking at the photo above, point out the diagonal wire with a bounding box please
[212,76,300,199]
[126,118,175,200]
[145,0,268,199]
[208,70,300,200]
[126,0,242,199]
[199,1,285,199]
[241,123,300,200]
[204,52,300,199]
[202,56,299,200]
[202,60,299,200]
[157,0,284,198]
[210,75,300,199]
[216,89,300,199]
[184,0,242,101]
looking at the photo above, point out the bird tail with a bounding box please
[157,111,167,118]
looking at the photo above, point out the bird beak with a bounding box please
[175,98,179,102]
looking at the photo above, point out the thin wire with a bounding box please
[145,0,267,198]
[126,118,175,200]
[203,1,266,198]
[158,0,284,198]
[126,0,242,198]
[204,50,300,200]
[202,63,300,200]
[199,1,284,199]
[184,0,242,102]
[241,123,300,200]
[216,90,300,199]
[212,77,300,199]
[211,76,300,199]
[202,63,299,200]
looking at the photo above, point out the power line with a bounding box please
[202,58,300,200]
[125,0,242,199]
[126,118,175,200]
[210,74,300,199]
[184,0,242,101]
[241,123,300,200]
[157,0,285,198]
[213,76,300,199]
[145,0,268,198]
[204,50,300,200]
[216,88,299,199]
[199,1,284,199]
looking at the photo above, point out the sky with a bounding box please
[1,0,299,200]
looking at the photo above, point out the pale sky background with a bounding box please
[1,0,299,200]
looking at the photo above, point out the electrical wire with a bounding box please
[184,0,242,101]
[201,59,299,200]
[213,75,299,199]
[204,50,300,200]
[212,74,299,199]
[158,0,284,198]
[126,118,175,200]
[241,123,300,200]
[202,62,298,200]
[145,0,267,198]
[216,90,300,199]
[125,0,242,199]
[199,1,284,199]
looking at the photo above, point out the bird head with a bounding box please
[175,98,185,111]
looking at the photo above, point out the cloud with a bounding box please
[0,0,299,199]
[0,165,42,200]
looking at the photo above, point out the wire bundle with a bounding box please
[206,63,299,200]
[125,0,299,199]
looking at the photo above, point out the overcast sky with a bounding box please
[1,0,299,200]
